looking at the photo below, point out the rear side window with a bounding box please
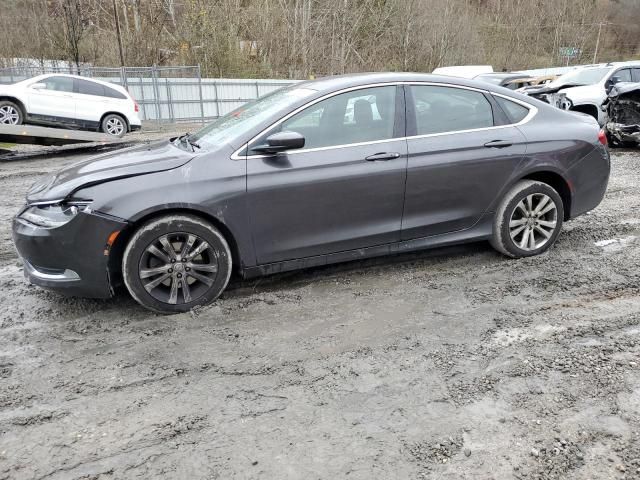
[633,68,640,83]
[104,85,127,99]
[410,85,494,135]
[494,96,530,124]
[77,79,105,97]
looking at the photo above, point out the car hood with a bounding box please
[525,82,585,96]
[26,140,196,204]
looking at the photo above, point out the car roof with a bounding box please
[294,72,511,95]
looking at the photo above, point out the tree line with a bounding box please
[1,0,639,78]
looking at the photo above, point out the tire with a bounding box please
[122,215,232,314]
[101,113,127,138]
[0,100,23,125]
[490,180,564,258]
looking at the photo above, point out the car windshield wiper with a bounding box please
[177,132,201,151]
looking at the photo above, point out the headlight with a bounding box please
[19,201,91,228]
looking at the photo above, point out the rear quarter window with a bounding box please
[104,86,127,99]
[494,96,530,124]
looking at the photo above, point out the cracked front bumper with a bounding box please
[606,122,640,144]
[12,211,128,298]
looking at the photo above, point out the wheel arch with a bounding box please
[108,207,243,282]
[520,170,572,221]
[0,96,27,118]
[100,111,130,132]
[569,103,599,121]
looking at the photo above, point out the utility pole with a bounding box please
[593,22,605,64]
[112,0,126,67]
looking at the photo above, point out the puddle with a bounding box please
[594,235,637,252]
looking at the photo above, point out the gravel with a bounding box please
[0,144,639,479]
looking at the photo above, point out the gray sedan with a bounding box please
[13,73,610,313]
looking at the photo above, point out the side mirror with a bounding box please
[606,77,620,95]
[252,131,305,154]
[31,83,46,90]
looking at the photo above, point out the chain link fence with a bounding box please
[0,65,297,124]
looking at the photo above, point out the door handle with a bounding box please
[365,152,401,161]
[484,140,513,148]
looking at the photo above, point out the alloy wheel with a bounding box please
[0,105,20,125]
[105,117,125,136]
[139,233,219,305]
[509,193,558,251]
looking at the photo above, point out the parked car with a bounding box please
[0,74,141,137]
[603,81,640,147]
[522,62,640,125]
[473,72,535,90]
[13,73,610,313]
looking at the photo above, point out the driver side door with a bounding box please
[26,76,77,123]
[245,85,408,265]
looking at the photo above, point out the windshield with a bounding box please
[187,86,316,149]
[552,67,610,87]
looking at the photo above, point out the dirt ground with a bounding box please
[0,141,639,480]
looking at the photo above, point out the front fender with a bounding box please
[75,154,256,268]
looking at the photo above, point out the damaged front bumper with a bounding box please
[603,83,640,146]
[537,92,572,110]
[12,210,128,298]
[606,122,640,145]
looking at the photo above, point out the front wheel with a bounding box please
[122,215,232,313]
[0,100,23,125]
[490,180,564,258]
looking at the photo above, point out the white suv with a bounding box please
[523,62,640,125]
[0,74,141,137]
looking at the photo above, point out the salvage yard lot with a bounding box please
[0,147,639,479]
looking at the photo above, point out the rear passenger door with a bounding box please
[75,78,109,126]
[401,84,528,240]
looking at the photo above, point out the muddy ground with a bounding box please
[0,143,639,480]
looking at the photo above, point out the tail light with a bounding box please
[598,129,608,146]
[128,90,140,113]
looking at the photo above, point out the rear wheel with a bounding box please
[490,180,564,258]
[122,215,232,313]
[101,113,127,138]
[0,100,23,125]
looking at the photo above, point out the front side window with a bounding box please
[40,76,74,93]
[612,68,632,83]
[275,86,396,149]
[411,85,494,135]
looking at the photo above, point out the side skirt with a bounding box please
[26,114,101,131]
[241,213,494,279]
